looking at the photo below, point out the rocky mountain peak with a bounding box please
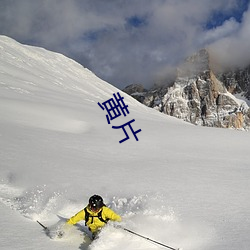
[123,49,250,130]
[177,49,210,78]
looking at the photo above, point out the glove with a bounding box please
[56,230,64,238]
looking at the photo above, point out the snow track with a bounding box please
[0,181,64,221]
[0,182,209,250]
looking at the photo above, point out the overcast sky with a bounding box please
[0,0,249,89]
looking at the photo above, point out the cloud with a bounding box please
[200,18,240,45]
[209,4,250,69]
[0,0,249,88]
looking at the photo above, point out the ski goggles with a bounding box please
[89,205,101,212]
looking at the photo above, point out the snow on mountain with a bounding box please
[0,36,250,250]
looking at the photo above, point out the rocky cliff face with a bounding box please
[217,66,250,99]
[123,49,250,130]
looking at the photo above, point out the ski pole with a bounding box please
[37,220,48,231]
[122,227,180,250]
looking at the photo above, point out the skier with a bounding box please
[66,194,121,239]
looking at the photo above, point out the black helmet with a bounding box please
[89,195,104,210]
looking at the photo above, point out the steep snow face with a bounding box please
[0,35,145,133]
[0,36,250,250]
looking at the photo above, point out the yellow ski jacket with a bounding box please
[67,206,121,233]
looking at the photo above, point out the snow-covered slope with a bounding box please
[0,36,250,250]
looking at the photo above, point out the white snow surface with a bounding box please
[0,36,250,250]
